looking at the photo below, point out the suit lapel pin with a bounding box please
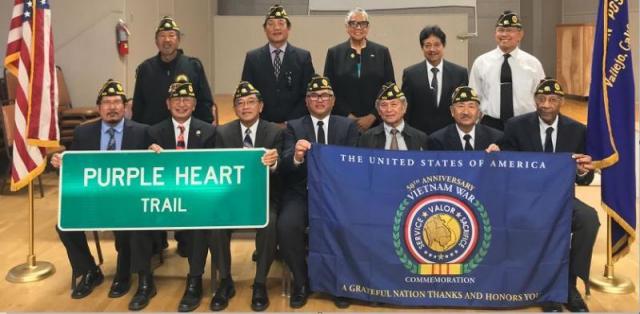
[350,53,355,59]
[370,54,375,58]
[196,129,201,136]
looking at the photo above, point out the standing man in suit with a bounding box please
[51,79,148,300]
[324,7,395,132]
[132,16,214,126]
[358,82,428,150]
[403,25,468,135]
[279,75,359,309]
[132,15,215,259]
[428,86,502,151]
[241,4,315,124]
[189,82,282,312]
[129,75,216,311]
[469,11,545,130]
[488,78,599,312]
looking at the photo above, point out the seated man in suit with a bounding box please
[51,79,148,299]
[358,82,428,150]
[487,78,599,312]
[428,86,502,151]
[198,81,281,312]
[129,75,216,311]
[279,75,359,309]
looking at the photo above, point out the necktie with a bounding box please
[500,53,514,121]
[106,127,116,151]
[316,121,325,144]
[463,134,473,151]
[544,127,554,153]
[177,124,186,150]
[243,128,253,148]
[273,49,282,78]
[431,67,439,106]
[390,128,399,150]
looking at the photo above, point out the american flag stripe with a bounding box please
[4,0,59,191]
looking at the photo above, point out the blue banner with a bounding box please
[307,145,575,307]
[586,0,636,260]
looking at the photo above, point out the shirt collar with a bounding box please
[455,124,476,139]
[384,120,405,134]
[426,59,443,72]
[269,43,287,54]
[310,115,329,127]
[172,117,192,131]
[101,118,124,134]
[495,46,521,58]
[538,115,559,130]
[240,120,259,136]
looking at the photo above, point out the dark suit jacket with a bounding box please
[147,117,215,149]
[70,119,149,151]
[402,59,468,135]
[215,119,284,207]
[500,112,594,185]
[241,43,315,123]
[281,115,359,196]
[357,122,428,150]
[428,124,503,151]
[132,50,214,125]
[323,40,395,117]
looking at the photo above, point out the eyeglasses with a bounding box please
[235,99,260,107]
[308,94,333,102]
[378,101,403,110]
[534,95,562,105]
[347,21,369,29]
[496,27,520,34]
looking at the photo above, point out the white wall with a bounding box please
[213,14,468,94]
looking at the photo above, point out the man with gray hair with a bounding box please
[358,82,428,150]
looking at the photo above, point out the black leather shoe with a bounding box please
[289,284,310,308]
[128,273,157,311]
[210,278,236,311]
[71,267,104,299]
[251,283,269,311]
[333,296,351,309]
[178,275,202,312]
[542,302,564,312]
[108,274,131,298]
[565,287,589,312]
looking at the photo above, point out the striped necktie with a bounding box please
[177,124,186,150]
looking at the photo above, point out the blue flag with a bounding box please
[586,0,636,260]
[307,146,576,307]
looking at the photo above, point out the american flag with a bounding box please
[4,0,59,191]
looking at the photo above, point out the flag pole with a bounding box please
[589,215,634,294]
[6,180,55,283]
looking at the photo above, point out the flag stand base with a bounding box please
[6,256,55,283]
[589,265,635,294]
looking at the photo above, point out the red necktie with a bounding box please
[177,124,186,150]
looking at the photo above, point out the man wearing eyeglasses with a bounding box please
[428,86,502,151]
[195,81,282,312]
[487,78,598,312]
[279,75,359,309]
[241,4,314,125]
[358,82,428,150]
[469,10,545,130]
[324,7,395,133]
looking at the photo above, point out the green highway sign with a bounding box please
[58,149,268,231]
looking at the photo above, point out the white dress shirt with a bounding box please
[310,115,330,144]
[240,120,259,146]
[469,47,545,119]
[456,124,476,149]
[383,120,408,150]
